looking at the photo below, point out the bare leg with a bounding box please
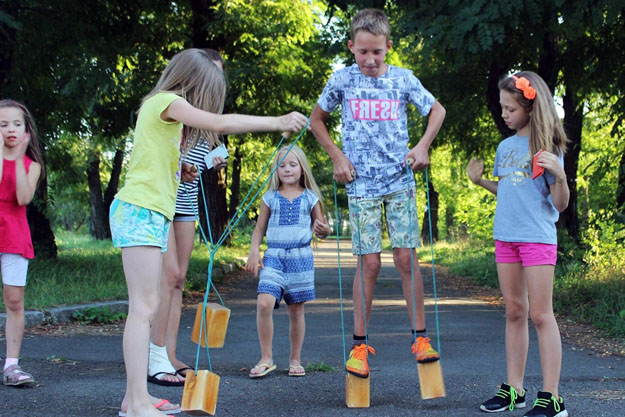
[3,285,25,360]
[497,262,529,394]
[148,229,183,384]
[525,265,561,397]
[120,246,172,417]
[353,253,381,336]
[251,293,276,373]
[288,302,305,367]
[392,248,426,330]
[165,221,196,374]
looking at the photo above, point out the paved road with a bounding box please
[4,241,625,416]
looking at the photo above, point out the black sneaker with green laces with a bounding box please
[523,391,568,417]
[480,383,526,413]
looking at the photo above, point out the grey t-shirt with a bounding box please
[317,64,435,198]
[493,134,562,244]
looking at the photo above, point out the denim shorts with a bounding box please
[109,199,170,252]
[495,240,557,266]
[348,186,420,255]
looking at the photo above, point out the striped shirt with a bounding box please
[175,141,211,216]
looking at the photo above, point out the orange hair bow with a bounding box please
[511,75,536,100]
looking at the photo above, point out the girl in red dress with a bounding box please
[0,99,44,386]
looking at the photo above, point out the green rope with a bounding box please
[333,180,347,366]
[424,167,442,355]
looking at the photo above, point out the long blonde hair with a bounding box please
[268,145,324,211]
[141,48,226,152]
[498,71,568,157]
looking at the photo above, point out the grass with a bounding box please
[0,230,249,311]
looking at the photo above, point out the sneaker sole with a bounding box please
[345,368,369,379]
[480,402,526,413]
[416,356,440,364]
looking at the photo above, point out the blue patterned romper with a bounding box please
[258,189,318,308]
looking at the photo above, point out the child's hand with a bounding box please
[406,143,430,170]
[15,133,31,159]
[313,216,331,239]
[246,250,263,277]
[181,162,200,182]
[333,153,356,183]
[466,158,484,184]
[212,155,228,171]
[278,112,309,133]
[535,151,566,183]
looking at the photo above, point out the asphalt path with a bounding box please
[3,240,625,416]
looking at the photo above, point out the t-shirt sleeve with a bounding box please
[317,72,342,113]
[261,191,273,209]
[306,189,320,213]
[406,72,435,116]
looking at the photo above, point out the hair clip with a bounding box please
[511,75,536,100]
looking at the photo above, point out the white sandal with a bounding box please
[2,364,35,386]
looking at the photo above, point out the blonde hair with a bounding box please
[350,9,391,41]
[499,71,568,157]
[268,145,324,211]
[0,99,45,182]
[141,48,226,152]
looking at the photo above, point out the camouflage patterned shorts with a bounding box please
[348,186,420,255]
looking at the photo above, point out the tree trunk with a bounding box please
[228,147,242,219]
[27,185,57,259]
[486,62,515,137]
[421,177,439,244]
[560,84,583,240]
[87,152,110,240]
[104,145,125,210]
[199,167,229,246]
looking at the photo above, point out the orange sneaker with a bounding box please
[412,336,440,363]
[345,343,375,378]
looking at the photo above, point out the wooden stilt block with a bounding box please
[345,373,370,408]
[191,302,231,348]
[417,360,446,399]
[181,370,220,416]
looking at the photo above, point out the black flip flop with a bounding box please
[147,371,185,386]
[175,367,193,378]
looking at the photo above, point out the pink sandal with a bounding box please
[2,364,35,386]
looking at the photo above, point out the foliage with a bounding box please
[71,306,127,325]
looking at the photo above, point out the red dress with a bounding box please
[0,156,35,259]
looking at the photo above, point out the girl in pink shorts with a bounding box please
[467,72,570,417]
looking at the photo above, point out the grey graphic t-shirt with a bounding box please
[317,64,435,198]
[493,134,563,244]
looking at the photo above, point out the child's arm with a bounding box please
[467,158,498,195]
[0,133,4,182]
[310,104,355,183]
[246,201,271,277]
[311,202,331,239]
[164,99,308,135]
[537,151,569,212]
[406,101,446,170]
[14,135,41,206]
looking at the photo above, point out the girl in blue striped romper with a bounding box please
[246,145,331,378]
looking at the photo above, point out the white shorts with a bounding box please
[0,253,29,287]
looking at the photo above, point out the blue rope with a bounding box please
[333,180,347,366]
[425,167,442,355]
[184,125,309,374]
[351,177,370,355]
[406,164,419,349]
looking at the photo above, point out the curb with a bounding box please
[0,261,241,333]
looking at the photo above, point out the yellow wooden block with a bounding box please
[191,302,231,348]
[181,370,220,416]
[345,373,370,408]
[417,360,446,399]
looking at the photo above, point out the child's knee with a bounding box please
[257,295,276,313]
[529,308,554,328]
[504,299,528,322]
[4,294,24,313]
[361,255,381,272]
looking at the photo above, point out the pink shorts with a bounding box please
[494,240,557,267]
